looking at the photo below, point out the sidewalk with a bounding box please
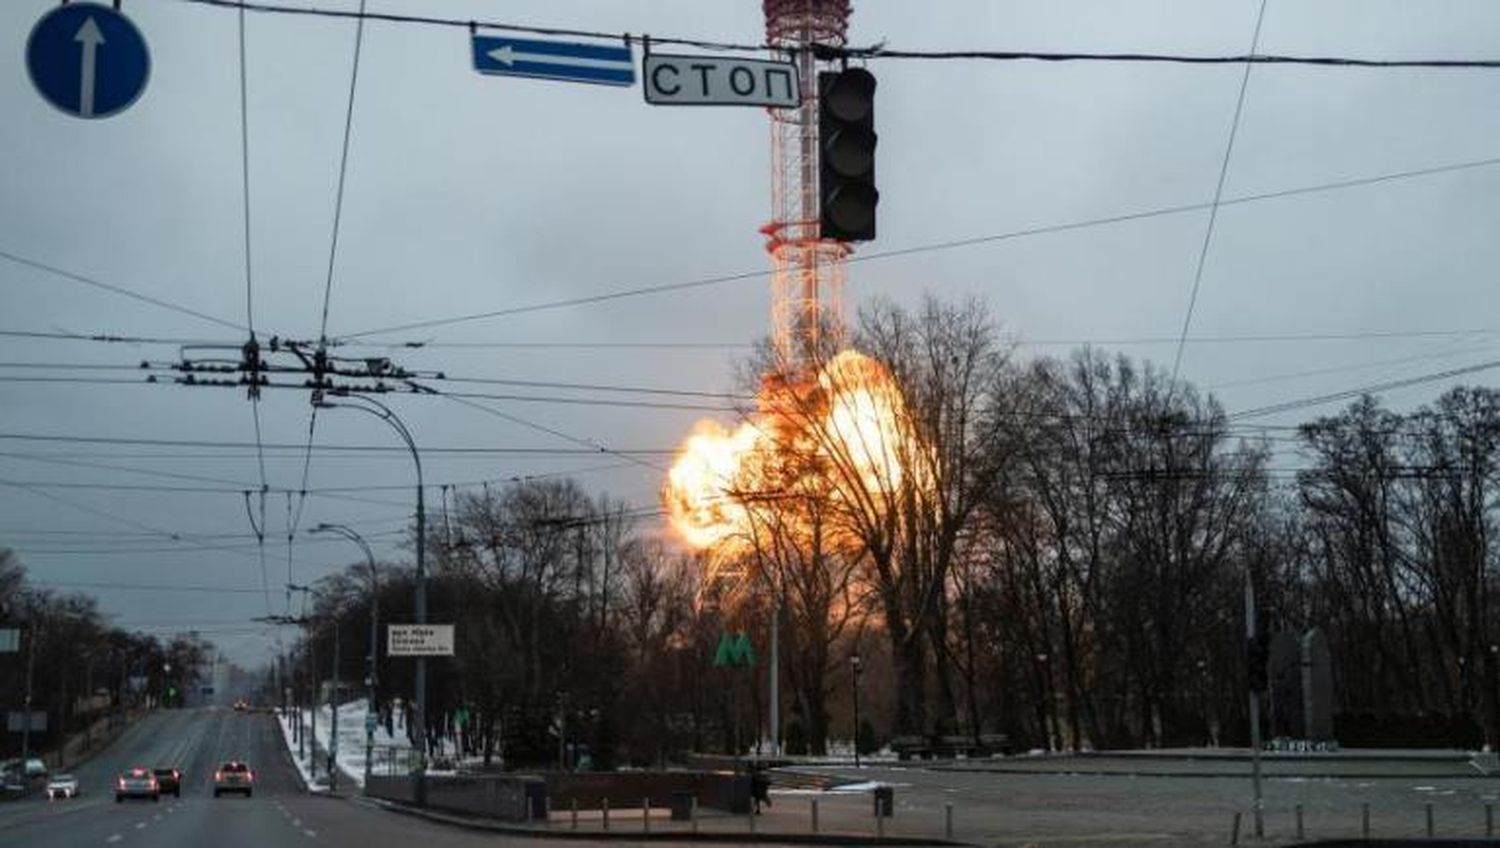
[361,793,966,846]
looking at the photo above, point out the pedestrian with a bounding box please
[751,771,772,814]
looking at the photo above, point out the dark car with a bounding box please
[115,767,159,802]
[212,761,253,798]
[152,767,181,797]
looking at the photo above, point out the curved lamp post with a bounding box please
[314,391,428,800]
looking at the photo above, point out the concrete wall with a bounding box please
[545,771,750,814]
[367,771,750,818]
[366,774,540,822]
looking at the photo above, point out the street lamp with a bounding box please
[1036,652,1054,752]
[312,522,379,789]
[850,653,863,768]
[315,390,428,798]
[288,583,340,793]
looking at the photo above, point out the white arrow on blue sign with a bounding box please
[471,35,634,87]
[26,2,150,119]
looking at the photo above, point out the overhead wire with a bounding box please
[336,153,1500,341]
[236,0,273,617]
[287,0,368,592]
[1170,0,1266,387]
[0,247,246,333]
[173,0,1500,68]
[1229,357,1500,420]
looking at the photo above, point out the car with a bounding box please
[22,758,47,779]
[152,767,181,797]
[115,767,159,802]
[212,761,254,798]
[233,699,249,712]
[45,773,78,800]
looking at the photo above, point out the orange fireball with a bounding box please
[665,349,927,554]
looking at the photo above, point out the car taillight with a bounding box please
[117,778,126,789]
[246,771,255,782]
[214,771,222,781]
[147,779,157,788]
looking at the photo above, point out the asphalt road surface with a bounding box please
[0,707,808,848]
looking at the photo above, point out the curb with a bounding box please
[932,764,1491,780]
[358,796,971,846]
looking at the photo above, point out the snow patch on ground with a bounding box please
[301,701,417,789]
[275,709,329,793]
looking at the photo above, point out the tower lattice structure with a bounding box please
[762,0,852,371]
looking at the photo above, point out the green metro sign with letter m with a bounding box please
[713,632,756,668]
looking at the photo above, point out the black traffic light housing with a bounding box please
[819,68,878,242]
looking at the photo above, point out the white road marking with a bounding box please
[304,829,317,838]
[134,821,147,829]
[106,836,122,844]
[153,814,162,821]
[292,817,302,826]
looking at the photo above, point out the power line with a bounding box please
[0,248,246,333]
[34,580,273,595]
[318,0,366,342]
[851,49,1500,69]
[337,153,1500,341]
[174,0,1500,68]
[1170,0,1266,387]
[437,390,736,413]
[0,330,236,345]
[0,432,676,455]
[1206,338,1500,392]
[1230,357,1500,420]
[433,374,752,401]
[422,387,670,474]
[1023,328,1500,347]
[237,0,274,618]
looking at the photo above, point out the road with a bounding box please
[0,707,810,848]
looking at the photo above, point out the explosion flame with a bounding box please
[665,349,925,557]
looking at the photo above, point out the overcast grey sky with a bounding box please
[4,0,1499,666]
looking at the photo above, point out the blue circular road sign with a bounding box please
[27,2,150,120]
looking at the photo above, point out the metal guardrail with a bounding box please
[371,745,424,777]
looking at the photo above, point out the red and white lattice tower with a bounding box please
[762,0,852,369]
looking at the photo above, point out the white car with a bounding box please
[46,773,78,800]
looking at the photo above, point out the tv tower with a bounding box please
[762,0,853,369]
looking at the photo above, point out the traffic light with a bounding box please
[819,67,878,242]
[1247,634,1269,692]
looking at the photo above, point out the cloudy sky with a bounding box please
[3,0,1499,665]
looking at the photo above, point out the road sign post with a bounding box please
[472,35,634,87]
[387,624,455,657]
[27,2,150,119]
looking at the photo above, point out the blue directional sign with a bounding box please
[27,2,150,119]
[471,36,634,87]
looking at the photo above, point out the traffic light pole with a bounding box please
[1244,573,1264,839]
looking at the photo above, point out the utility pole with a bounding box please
[312,523,378,790]
[851,653,862,768]
[329,619,339,792]
[769,598,780,757]
[21,626,36,762]
[1245,573,1265,839]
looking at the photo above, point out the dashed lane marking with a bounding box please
[134,821,147,829]
[106,835,122,844]
[304,829,316,838]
